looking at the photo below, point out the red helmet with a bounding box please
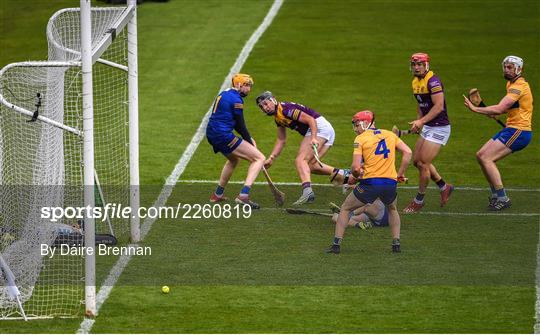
[352,110,374,130]
[410,52,430,73]
[410,52,430,63]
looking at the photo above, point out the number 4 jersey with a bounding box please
[353,128,403,180]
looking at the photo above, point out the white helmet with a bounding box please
[502,55,523,76]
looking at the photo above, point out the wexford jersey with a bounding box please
[505,77,533,131]
[274,102,320,136]
[207,88,244,134]
[412,70,450,127]
[353,128,402,180]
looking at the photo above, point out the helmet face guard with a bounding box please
[502,55,523,78]
[255,91,277,115]
[352,110,375,131]
[410,52,430,74]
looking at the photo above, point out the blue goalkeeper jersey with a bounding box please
[206,88,245,136]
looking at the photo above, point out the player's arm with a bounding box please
[395,139,412,179]
[351,153,363,178]
[298,112,319,147]
[351,204,368,216]
[233,108,253,144]
[464,95,515,116]
[265,126,287,168]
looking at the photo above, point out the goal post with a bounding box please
[0,0,139,319]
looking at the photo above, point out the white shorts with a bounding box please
[421,124,451,146]
[305,116,335,146]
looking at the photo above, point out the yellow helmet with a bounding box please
[231,73,254,88]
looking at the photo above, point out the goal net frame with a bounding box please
[0,0,139,319]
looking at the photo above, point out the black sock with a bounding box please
[414,193,425,203]
[435,178,446,189]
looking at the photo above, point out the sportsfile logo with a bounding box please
[41,203,252,222]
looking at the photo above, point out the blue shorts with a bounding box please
[353,178,397,205]
[206,132,243,156]
[492,127,532,152]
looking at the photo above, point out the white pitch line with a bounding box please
[77,1,284,333]
[177,179,540,192]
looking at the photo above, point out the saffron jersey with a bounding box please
[274,102,320,136]
[412,70,450,127]
[353,128,402,180]
[505,77,533,131]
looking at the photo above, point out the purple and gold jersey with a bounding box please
[274,102,320,136]
[412,70,450,127]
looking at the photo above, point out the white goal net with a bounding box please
[0,2,138,319]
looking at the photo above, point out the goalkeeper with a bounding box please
[255,91,354,205]
[206,74,265,209]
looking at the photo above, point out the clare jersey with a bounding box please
[412,70,450,126]
[353,128,402,180]
[207,89,244,134]
[274,102,320,136]
[505,77,533,131]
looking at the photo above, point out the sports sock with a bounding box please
[215,185,225,196]
[489,184,498,199]
[302,182,313,196]
[495,186,508,201]
[239,185,251,197]
[435,178,447,191]
[414,192,425,203]
[333,236,342,246]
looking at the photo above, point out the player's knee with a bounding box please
[295,155,305,166]
[415,160,428,170]
[476,150,487,163]
[254,152,266,164]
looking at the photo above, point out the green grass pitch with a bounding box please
[1,0,539,333]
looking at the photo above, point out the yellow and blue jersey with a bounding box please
[505,77,533,131]
[207,88,244,135]
[353,128,402,180]
[412,70,450,127]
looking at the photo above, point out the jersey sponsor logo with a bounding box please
[234,103,243,109]
[509,88,521,95]
[353,142,359,148]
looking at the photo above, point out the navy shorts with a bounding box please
[207,132,243,156]
[353,178,397,205]
[492,127,532,152]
